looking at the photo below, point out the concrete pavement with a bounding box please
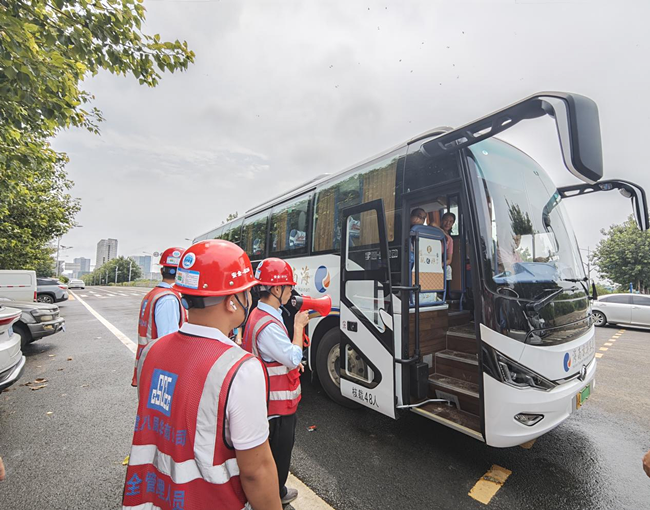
[1,286,649,509]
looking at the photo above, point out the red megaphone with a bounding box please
[290,295,332,317]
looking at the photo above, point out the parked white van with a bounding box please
[0,270,37,302]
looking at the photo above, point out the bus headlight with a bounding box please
[496,352,556,391]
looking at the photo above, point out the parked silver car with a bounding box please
[0,305,25,391]
[0,298,65,348]
[592,293,650,327]
[36,278,69,304]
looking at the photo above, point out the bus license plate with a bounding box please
[576,384,591,409]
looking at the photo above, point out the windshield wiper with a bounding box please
[526,286,577,313]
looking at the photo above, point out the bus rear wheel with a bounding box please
[316,328,360,409]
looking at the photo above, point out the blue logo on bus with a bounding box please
[563,352,572,372]
[315,266,331,293]
[147,369,178,417]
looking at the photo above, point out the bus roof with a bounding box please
[193,126,452,241]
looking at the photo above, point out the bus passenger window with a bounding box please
[270,195,311,257]
[312,154,399,253]
[241,212,269,261]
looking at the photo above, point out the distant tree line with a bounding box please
[82,257,143,285]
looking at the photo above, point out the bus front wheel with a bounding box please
[316,328,360,409]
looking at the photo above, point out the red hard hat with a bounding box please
[159,247,185,268]
[255,258,297,286]
[173,240,258,296]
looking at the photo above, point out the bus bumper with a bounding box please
[483,357,596,448]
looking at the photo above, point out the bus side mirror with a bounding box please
[540,94,603,184]
[619,183,650,231]
[591,282,598,301]
[558,179,649,232]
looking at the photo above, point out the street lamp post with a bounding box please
[128,261,133,282]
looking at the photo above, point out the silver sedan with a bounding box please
[592,293,650,327]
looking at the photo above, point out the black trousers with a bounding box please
[268,413,297,498]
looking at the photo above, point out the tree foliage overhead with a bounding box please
[83,256,142,284]
[592,216,650,293]
[0,0,194,270]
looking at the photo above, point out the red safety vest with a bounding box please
[132,285,187,387]
[124,330,264,510]
[242,307,301,416]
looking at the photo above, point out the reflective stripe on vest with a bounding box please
[124,332,257,509]
[242,308,301,416]
[125,504,251,510]
[132,287,186,386]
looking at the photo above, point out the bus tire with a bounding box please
[316,328,360,409]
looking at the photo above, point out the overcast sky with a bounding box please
[55,0,650,272]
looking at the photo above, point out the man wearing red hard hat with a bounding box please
[132,247,187,387]
[123,240,281,510]
[242,257,310,506]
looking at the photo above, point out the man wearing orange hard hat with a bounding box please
[123,240,281,510]
[242,257,310,506]
[132,247,187,387]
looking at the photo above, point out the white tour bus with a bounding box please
[193,93,648,447]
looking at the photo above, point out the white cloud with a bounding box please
[55,0,650,271]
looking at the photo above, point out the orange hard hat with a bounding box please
[255,258,296,287]
[159,247,185,268]
[173,240,258,296]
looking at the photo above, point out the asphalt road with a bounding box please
[1,287,649,509]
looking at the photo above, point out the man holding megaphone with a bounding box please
[242,257,309,506]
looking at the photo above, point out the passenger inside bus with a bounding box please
[409,199,464,308]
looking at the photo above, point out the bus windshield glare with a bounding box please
[468,139,586,298]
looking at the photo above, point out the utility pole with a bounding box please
[128,261,133,282]
[115,265,119,284]
[55,236,61,276]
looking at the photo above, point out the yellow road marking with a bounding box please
[612,335,621,338]
[595,353,603,358]
[604,342,613,346]
[469,465,512,505]
[519,439,536,449]
[609,339,616,342]
[599,347,609,351]
[68,294,75,301]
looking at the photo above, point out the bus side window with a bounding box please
[241,212,269,261]
[270,195,311,257]
[312,154,399,254]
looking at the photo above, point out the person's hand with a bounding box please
[0,456,6,481]
[298,363,305,373]
[294,311,310,329]
[643,450,650,478]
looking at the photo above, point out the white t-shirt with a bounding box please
[179,323,269,451]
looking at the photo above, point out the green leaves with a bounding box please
[1,0,194,272]
[86,256,144,284]
[592,216,650,293]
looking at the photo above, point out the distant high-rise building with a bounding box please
[96,239,118,267]
[131,255,152,277]
[71,257,91,279]
[75,257,91,273]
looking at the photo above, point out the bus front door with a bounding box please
[339,199,396,419]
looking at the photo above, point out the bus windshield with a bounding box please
[468,139,586,298]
